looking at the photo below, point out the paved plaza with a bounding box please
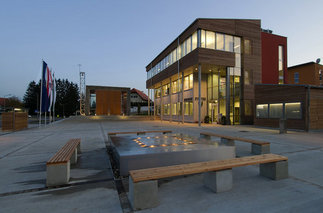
[0,116,323,212]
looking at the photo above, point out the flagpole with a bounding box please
[53,72,55,122]
[39,60,43,127]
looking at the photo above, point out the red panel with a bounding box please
[261,32,288,84]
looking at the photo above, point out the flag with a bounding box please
[47,68,53,112]
[41,61,50,112]
[53,72,56,107]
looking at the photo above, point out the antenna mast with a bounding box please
[79,64,86,115]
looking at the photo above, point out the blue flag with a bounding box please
[41,61,50,112]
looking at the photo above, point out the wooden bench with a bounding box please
[46,138,81,186]
[108,130,172,136]
[200,132,270,155]
[128,153,288,210]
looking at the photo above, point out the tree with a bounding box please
[5,96,23,109]
[23,78,79,117]
[23,80,40,114]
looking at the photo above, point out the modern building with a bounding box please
[254,84,323,130]
[130,88,152,115]
[85,86,130,116]
[145,18,287,125]
[288,62,323,86]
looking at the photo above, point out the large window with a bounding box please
[244,70,252,85]
[155,88,161,98]
[286,102,301,119]
[164,104,170,115]
[184,101,193,116]
[256,104,268,118]
[216,33,224,50]
[225,35,234,52]
[192,32,197,50]
[200,30,206,48]
[206,31,215,49]
[269,103,283,118]
[184,74,193,90]
[162,84,170,96]
[172,79,182,93]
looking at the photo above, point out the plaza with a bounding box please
[0,117,322,212]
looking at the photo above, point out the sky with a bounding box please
[0,0,322,99]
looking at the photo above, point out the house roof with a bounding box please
[131,88,149,101]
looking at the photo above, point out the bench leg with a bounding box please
[251,144,270,155]
[260,160,288,180]
[200,134,211,140]
[129,176,159,210]
[70,149,78,164]
[203,169,233,193]
[221,138,235,146]
[46,162,70,186]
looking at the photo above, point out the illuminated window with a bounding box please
[192,31,197,50]
[155,88,161,98]
[162,84,170,96]
[172,103,177,115]
[256,104,268,118]
[184,102,193,116]
[164,104,170,115]
[244,70,252,85]
[269,103,283,118]
[286,102,301,119]
[177,102,182,115]
[200,30,206,48]
[225,35,234,52]
[186,36,192,54]
[206,31,215,49]
[216,33,224,50]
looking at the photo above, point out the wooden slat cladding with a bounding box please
[309,88,323,129]
[96,90,121,115]
[198,48,235,66]
[1,112,27,131]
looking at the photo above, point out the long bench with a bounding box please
[46,138,81,187]
[128,153,288,210]
[108,130,172,136]
[200,132,270,155]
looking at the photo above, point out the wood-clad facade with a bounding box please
[254,84,323,130]
[146,19,261,124]
[85,86,130,116]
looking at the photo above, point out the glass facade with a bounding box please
[256,104,268,118]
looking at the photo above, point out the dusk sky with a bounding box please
[0,0,322,99]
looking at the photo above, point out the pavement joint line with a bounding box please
[289,176,323,189]
[0,178,114,198]
[0,133,56,160]
[100,122,133,213]
[279,147,323,155]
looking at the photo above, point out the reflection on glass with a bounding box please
[269,103,283,118]
[206,31,215,49]
[225,35,234,52]
[286,102,301,119]
[216,33,224,50]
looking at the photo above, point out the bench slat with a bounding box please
[47,139,81,165]
[200,132,270,145]
[130,154,287,183]
[108,130,172,136]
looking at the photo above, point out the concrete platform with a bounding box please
[110,133,235,176]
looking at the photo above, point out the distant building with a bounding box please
[85,86,130,116]
[288,62,323,86]
[130,88,153,114]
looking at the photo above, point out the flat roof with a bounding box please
[288,62,316,69]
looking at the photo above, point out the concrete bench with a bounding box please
[128,153,288,210]
[200,132,270,155]
[108,130,172,136]
[46,138,81,187]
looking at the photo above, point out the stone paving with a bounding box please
[0,116,323,212]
